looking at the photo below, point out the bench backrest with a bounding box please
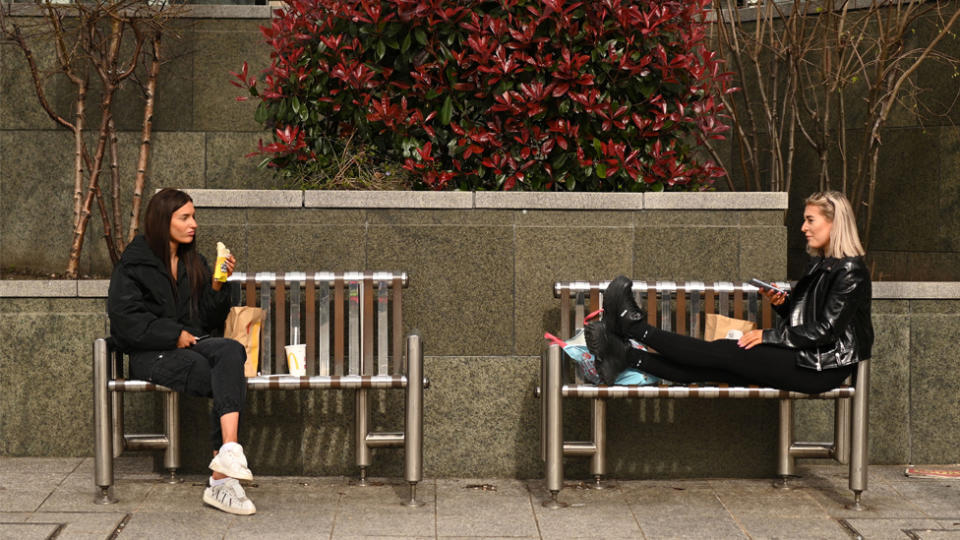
[227,272,407,377]
[554,280,790,383]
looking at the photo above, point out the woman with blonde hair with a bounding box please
[587,190,874,394]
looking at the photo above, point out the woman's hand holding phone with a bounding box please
[750,278,788,306]
[176,330,197,348]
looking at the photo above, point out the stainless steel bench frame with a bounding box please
[539,280,869,510]
[94,272,427,506]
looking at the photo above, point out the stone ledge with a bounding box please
[78,280,111,297]
[644,192,789,210]
[474,191,645,210]
[3,3,272,19]
[184,189,302,208]
[873,282,960,299]
[0,280,76,297]
[184,190,789,210]
[305,190,473,209]
[5,280,959,299]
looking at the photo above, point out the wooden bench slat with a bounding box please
[377,281,389,376]
[318,280,331,376]
[392,277,403,375]
[274,277,286,374]
[348,281,360,376]
[363,278,374,376]
[334,278,345,376]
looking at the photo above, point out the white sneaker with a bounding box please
[209,444,253,481]
[203,478,256,515]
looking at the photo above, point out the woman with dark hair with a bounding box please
[587,191,873,394]
[108,188,256,515]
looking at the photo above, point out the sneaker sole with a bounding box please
[202,490,256,515]
[209,461,254,481]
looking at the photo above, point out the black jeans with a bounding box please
[130,338,247,451]
[628,324,854,394]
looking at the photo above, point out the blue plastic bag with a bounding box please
[544,326,662,386]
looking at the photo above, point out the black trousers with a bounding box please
[628,324,854,394]
[130,338,247,451]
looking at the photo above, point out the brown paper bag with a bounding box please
[224,306,265,377]
[704,313,756,341]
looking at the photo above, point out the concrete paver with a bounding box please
[0,457,957,539]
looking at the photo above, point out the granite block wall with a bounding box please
[2,9,960,281]
[3,200,958,478]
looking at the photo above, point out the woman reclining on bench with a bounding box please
[586,190,873,395]
[108,188,256,515]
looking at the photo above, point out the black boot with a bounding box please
[602,275,647,338]
[584,318,632,385]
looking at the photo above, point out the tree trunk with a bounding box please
[129,33,162,244]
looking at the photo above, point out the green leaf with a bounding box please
[376,40,386,60]
[596,163,607,179]
[401,32,412,53]
[254,103,268,124]
[440,95,453,125]
[415,28,427,46]
[292,96,301,114]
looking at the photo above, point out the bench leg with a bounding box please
[586,399,609,490]
[402,333,425,508]
[847,360,870,511]
[93,339,117,504]
[774,398,795,489]
[163,391,181,484]
[355,387,371,486]
[542,345,567,508]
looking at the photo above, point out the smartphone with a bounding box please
[749,278,786,295]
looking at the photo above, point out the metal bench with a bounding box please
[539,280,869,510]
[94,271,427,506]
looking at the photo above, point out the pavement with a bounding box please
[1,457,958,539]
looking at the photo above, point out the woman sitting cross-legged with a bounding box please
[108,188,256,515]
[586,190,874,395]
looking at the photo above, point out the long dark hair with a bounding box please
[143,188,208,310]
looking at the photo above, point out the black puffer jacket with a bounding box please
[108,235,231,353]
[762,256,873,371]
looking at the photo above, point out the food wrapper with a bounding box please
[213,241,231,282]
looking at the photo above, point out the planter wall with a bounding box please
[2,191,958,477]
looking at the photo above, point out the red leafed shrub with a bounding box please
[234,0,734,191]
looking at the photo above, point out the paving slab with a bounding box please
[435,479,539,538]
[0,522,60,540]
[330,480,437,538]
[0,458,957,539]
[911,531,960,540]
[843,518,944,539]
[623,484,746,538]
[118,510,236,539]
[529,482,643,539]
[733,515,852,539]
[26,512,126,538]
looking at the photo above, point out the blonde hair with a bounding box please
[804,191,865,258]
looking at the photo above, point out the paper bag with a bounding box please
[704,313,756,341]
[224,306,265,377]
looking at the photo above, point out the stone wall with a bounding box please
[1,7,960,280]
[2,191,958,478]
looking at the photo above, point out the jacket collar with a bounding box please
[121,235,165,269]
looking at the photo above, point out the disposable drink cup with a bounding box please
[284,344,307,376]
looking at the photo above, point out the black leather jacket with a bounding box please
[762,256,873,371]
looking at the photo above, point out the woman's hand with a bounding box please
[759,284,788,306]
[177,330,197,348]
[738,329,764,349]
[211,255,237,291]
